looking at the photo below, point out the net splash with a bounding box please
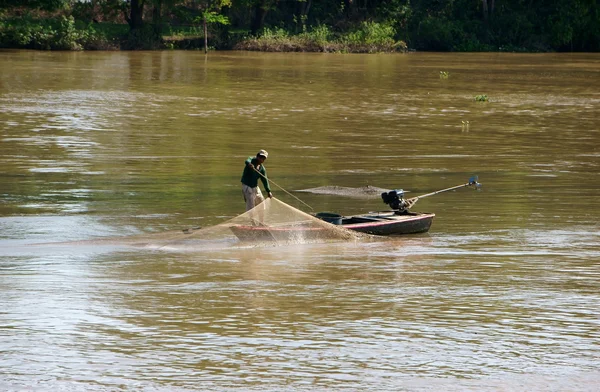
[145,198,367,251]
[40,198,369,252]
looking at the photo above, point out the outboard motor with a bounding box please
[381,189,407,212]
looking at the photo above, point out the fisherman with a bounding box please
[241,149,273,211]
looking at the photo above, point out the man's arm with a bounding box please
[260,168,273,197]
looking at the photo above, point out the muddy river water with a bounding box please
[1,50,599,391]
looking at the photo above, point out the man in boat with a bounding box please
[241,149,273,211]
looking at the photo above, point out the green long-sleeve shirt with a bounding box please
[241,157,271,193]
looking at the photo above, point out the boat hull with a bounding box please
[340,212,435,235]
[229,212,435,241]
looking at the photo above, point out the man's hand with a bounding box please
[268,192,273,198]
[247,163,255,170]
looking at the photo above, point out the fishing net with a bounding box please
[296,185,392,198]
[64,198,368,251]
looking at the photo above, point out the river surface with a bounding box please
[1,50,599,391]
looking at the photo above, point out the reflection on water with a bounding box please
[2,234,599,390]
[1,51,600,390]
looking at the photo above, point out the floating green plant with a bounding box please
[475,95,489,102]
[439,71,450,79]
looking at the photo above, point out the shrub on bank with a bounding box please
[0,15,120,50]
[235,22,406,53]
[234,26,337,52]
[342,22,405,53]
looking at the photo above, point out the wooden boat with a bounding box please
[229,211,435,242]
[230,177,480,242]
[339,211,434,235]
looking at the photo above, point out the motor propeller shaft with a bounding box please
[381,176,481,212]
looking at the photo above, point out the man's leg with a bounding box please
[254,188,265,206]
[242,185,256,211]
[254,188,266,223]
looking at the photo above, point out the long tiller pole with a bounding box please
[405,177,480,208]
[252,167,314,211]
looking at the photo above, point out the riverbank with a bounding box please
[0,15,406,53]
[1,3,596,53]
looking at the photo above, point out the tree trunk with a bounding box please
[303,0,312,17]
[251,2,268,35]
[152,0,162,35]
[204,15,208,54]
[345,0,357,16]
[127,0,144,29]
[482,0,489,21]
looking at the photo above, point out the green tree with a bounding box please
[2,0,599,51]
[125,0,144,29]
[0,0,69,10]
[233,0,279,35]
[196,1,231,53]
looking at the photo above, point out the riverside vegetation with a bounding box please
[0,0,598,52]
